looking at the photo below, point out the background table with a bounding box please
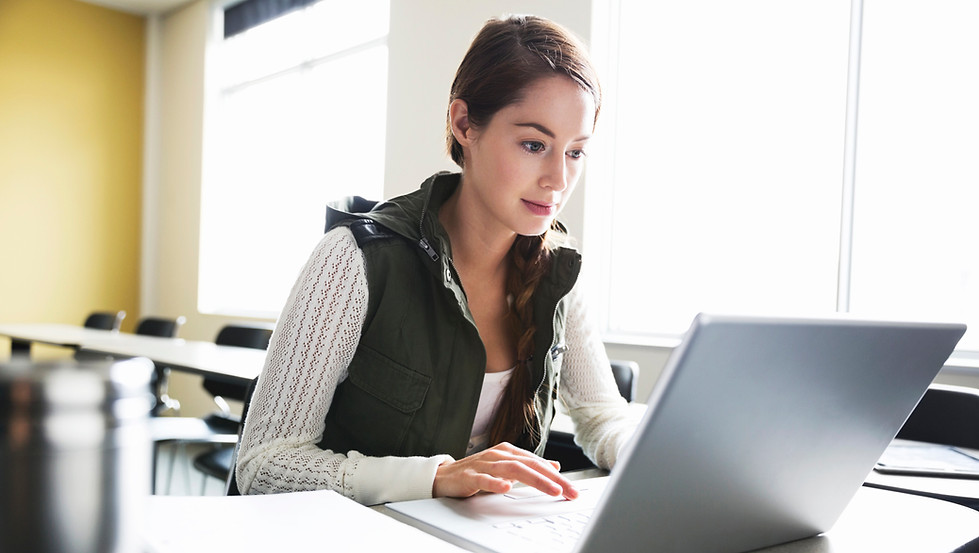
[0,323,265,385]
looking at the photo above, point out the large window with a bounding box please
[849,0,979,347]
[198,0,389,317]
[590,0,979,353]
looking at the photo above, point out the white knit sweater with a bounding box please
[235,227,639,505]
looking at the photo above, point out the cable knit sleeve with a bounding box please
[558,280,645,469]
[235,227,452,505]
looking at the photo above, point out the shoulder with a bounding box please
[344,218,400,248]
[318,224,358,251]
[305,226,367,278]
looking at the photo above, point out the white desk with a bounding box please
[1,323,122,351]
[758,486,979,552]
[0,323,266,385]
[84,334,267,384]
[144,490,467,553]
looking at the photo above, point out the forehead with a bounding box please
[495,76,596,137]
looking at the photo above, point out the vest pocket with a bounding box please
[347,346,431,412]
[322,345,431,457]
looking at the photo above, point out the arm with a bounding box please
[559,281,644,469]
[235,227,451,505]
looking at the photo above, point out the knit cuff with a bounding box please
[349,453,454,506]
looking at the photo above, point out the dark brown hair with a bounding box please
[446,15,601,167]
[446,15,601,448]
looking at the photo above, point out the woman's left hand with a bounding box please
[432,442,579,500]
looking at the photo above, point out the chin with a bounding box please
[516,225,552,238]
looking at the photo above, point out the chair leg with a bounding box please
[181,444,194,494]
[151,442,160,494]
[165,442,182,495]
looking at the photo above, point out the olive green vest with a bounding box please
[318,173,581,460]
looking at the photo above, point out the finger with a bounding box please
[468,471,514,495]
[470,444,579,499]
[490,445,579,499]
[486,459,578,499]
[486,443,563,473]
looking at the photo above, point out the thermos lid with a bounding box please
[0,357,154,418]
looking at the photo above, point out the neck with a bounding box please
[438,184,514,275]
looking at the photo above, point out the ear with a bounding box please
[448,99,475,147]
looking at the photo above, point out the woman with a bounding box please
[236,14,636,505]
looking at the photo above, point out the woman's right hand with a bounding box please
[432,442,579,500]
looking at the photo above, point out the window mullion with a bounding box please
[837,0,864,314]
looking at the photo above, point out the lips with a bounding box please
[522,199,557,216]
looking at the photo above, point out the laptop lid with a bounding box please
[389,314,966,553]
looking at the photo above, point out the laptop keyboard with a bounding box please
[492,509,593,551]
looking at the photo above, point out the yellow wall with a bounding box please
[0,0,145,354]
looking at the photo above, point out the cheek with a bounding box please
[565,163,585,191]
[484,147,527,184]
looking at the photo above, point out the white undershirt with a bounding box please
[466,367,515,455]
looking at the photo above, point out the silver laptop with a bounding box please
[387,313,966,553]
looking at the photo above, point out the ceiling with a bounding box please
[78,0,194,15]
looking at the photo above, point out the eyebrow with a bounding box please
[515,122,591,142]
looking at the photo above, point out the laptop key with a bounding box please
[493,509,594,549]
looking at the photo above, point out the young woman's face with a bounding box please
[459,75,596,238]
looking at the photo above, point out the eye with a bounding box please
[522,141,546,154]
[567,149,586,160]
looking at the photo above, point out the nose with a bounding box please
[541,153,569,192]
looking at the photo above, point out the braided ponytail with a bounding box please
[488,233,551,446]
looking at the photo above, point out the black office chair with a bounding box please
[192,376,260,496]
[136,316,187,339]
[73,311,130,362]
[135,316,187,415]
[187,326,271,494]
[866,384,979,511]
[76,314,188,396]
[150,324,272,494]
[200,325,272,431]
[84,310,126,331]
[610,360,639,403]
[543,360,640,472]
[896,384,979,450]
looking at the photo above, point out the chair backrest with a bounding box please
[225,376,260,496]
[610,360,639,402]
[215,325,273,350]
[896,384,979,450]
[203,325,273,401]
[83,311,126,332]
[135,316,187,338]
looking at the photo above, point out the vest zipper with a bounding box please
[418,237,440,262]
[532,254,579,449]
[416,196,441,262]
[530,308,565,450]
